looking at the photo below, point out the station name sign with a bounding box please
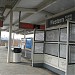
[46,11,75,28]
[19,22,45,30]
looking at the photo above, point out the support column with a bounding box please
[7,11,13,63]
[13,33,14,47]
[24,30,26,57]
[0,29,1,46]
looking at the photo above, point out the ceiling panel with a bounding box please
[17,0,44,8]
[13,12,19,23]
[21,12,27,17]
[3,11,27,25]
[12,26,19,31]
[45,0,75,14]
[0,0,7,7]
[21,12,46,24]
[3,14,10,24]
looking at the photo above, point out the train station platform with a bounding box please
[0,46,58,75]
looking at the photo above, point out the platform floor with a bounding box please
[0,46,58,75]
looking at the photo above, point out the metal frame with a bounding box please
[67,21,75,65]
[45,25,68,58]
[60,27,67,42]
[45,28,59,42]
[33,29,45,54]
[59,44,67,59]
[45,43,59,57]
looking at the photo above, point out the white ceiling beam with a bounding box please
[41,10,54,15]
[35,20,45,25]
[14,29,24,33]
[13,13,33,25]
[13,10,53,25]
[14,7,37,13]
[13,7,54,15]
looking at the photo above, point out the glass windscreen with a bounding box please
[34,43,44,53]
[60,28,67,41]
[35,31,44,41]
[45,43,58,56]
[60,44,67,58]
[69,23,75,42]
[46,29,59,41]
[69,45,75,64]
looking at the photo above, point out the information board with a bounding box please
[26,38,32,49]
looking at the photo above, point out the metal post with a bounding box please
[65,20,69,75]
[7,11,13,63]
[13,33,14,48]
[32,29,35,67]
[24,30,26,57]
[0,28,1,46]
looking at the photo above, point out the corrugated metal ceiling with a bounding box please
[0,0,18,18]
[1,0,75,34]
[44,0,75,14]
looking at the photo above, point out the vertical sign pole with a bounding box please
[66,20,69,75]
[7,11,13,63]
[13,33,14,48]
[24,30,26,57]
[0,28,1,46]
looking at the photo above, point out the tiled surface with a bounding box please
[0,46,58,75]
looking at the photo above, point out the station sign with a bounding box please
[19,22,34,29]
[0,20,3,27]
[46,11,75,28]
[19,22,45,30]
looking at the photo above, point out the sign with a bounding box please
[19,22,45,30]
[40,25,45,29]
[0,20,3,27]
[19,22,34,29]
[46,11,75,28]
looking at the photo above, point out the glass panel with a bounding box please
[35,31,44,41]
[34,43,44,53]
[60,28,67,41]
[69,23,75,41]
[45,43,58,56]
[60,44,67,58]
[46,29,59,41]
[69,45,75,64]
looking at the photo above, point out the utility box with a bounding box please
[13,48,22,62]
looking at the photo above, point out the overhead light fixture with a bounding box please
[3,8,11,17]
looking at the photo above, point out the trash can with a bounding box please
[13,48,22,62]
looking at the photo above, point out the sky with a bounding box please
[1,31,24,40]
[1,31,34,40]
